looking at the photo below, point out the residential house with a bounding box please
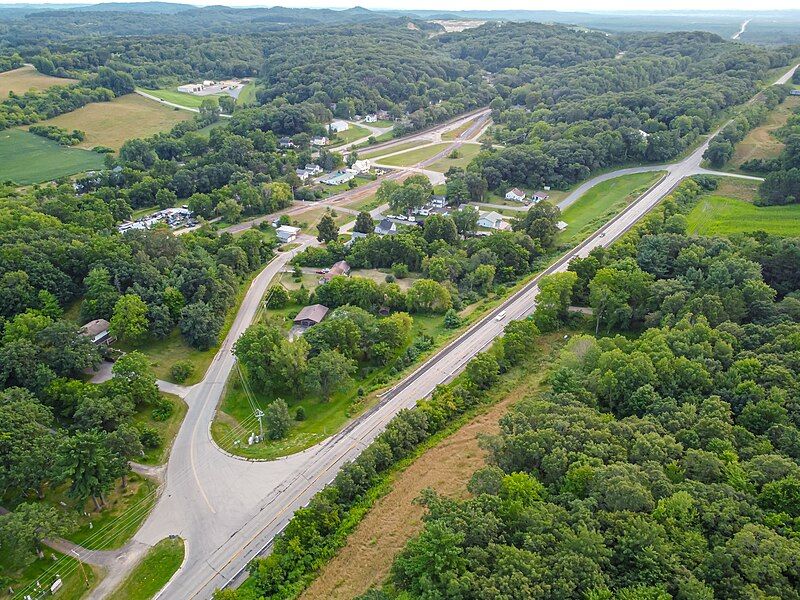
[330,120,350,133]
[374,218,398,236]
[791,90,800,96]
[377,110,391,120]
[530,192,549,203]
[505,188,526,202]
[364,114,378,123]
[430,195,447,208]
[295,168,312,181]
[345,231,368,247]
[279,136,295,149]
[80,319,112,345]
[477,211,511,231]
[293,304,329,327]
[321,170,356,185]
[351,159,371,174]
[276,225,301,243]
[311,136,329,146]
[320,260,351,283]
[305,163,323,176]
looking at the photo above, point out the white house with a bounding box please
[530,192,549,203]
[505,188,526,202]
[477,211,511,231]
[351,159,371,174]
[364,114,378,123]
[374,218,398,236]
[304,163,323,176]
[311,136,329,146]
[276,225,301,243]
[330,120,350,133]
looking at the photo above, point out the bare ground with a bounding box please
[300,342,556,600]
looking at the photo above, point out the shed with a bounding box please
[293,304,329,327]
[276,225,301,243]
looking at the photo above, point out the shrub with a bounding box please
[295,406,306,421]
[170,360,195,383]
[139,426,161,449]
[151,396,175,421]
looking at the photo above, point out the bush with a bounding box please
[139,426,161,449]
[443,308,461,329]
[151,396,175,421]
[170,360,195,383]
[391,263,409,279]
[295,406,306,421]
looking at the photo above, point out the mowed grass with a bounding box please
[441,119,475,141]
[0,548,98,600]
[294,207,353,235]
[236,82,256,106]
[140,87,223,108]
[330,123,372,146]
[112,537,185,600]
[131,393,188,465]
[360,140,422,159]
[687,195,800,236]
[0,128,103,184]
[428,143,482,172]
[729,95,800,169]
[558,171,665,245]
[30,94,191,151]
[376,143,451,167]
[0,64,76,97]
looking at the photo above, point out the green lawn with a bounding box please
[376,143,451,167]
[687,195,800,236]
[360,140,420,159]
[0,128,104,184]
[140,87,224,109]
[558,171,665,245]
[111,537,185,600]
[236,82,256,106]
[132,392,188,465]
[330,123,372,146]
[441,120,474,141]
[1,548,98,600]
[428,143,482,172]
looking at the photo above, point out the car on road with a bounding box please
[495,310,507,321]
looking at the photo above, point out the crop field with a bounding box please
[374,142,451,167]
[31,94,191,150]
[687,194,800,236]
[427,142,482,172]
[729,95,800,168]
[558,171,665,244]
[0,129,103,184]
[0,64,76,97]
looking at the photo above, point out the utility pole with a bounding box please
[255,408,264,442]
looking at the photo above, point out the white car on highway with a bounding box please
[495,310,507,321]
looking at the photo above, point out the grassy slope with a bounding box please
[30,94,191,151]
[558,171,665,245]
[427,143,482,172]
[329,123,371,146]
[0,129,103,184]
[728,95,800,169]
[376,143,450,167]
[236,82,257,106]
[0,64,76,97]
[687,195,800,236]
[111,537,185,600]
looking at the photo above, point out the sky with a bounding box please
[6,0,800,9]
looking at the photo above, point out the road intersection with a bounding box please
[48,63,798,600]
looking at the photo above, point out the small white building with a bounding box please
[351,159,371,174]
[329,120,350,133]
[505,188,526,203]
[364,114,378,123]
[530,192,549,203]
[304,163,323,175]
[311,136,329,147]
[477,211,511,231]
[556,221,569,231]
[276,225,301,243]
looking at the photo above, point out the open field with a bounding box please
[375,142,451,167]
[558,171,665,245]
[140,87,222,108]
[30,94,192,150]
[714,176,760,201]
[329,123,371,146]
[0,64,76,97]
[729,95,800,169]
[294,207,353,235]
[687,194,800,237]
[0,548,99,600]
[236,82,256,106]
[112,537,185,600]
[299,333,564,600]
[427,143,482,172]
[359,140,421,159]
[0,128,103,184]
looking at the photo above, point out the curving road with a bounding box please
[60,63,798,600]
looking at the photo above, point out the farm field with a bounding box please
[729,95,800,169]
[30,94,192,150]
[0,128,103,184]
[0,64,76,97]
[375,142,450,167]
[558,171,665,244]
[686,194,800,236]
[427,142,482,172]
[140,87,221,108]
[112,537,185,600]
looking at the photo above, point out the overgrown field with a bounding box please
[728,95,800,169]
[687,194,800,236]
[0,64,76,97]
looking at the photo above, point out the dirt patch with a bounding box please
[300,349,553,600]
[715,177,760,202]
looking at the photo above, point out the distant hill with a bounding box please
[71,1,194,13]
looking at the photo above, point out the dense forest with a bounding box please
[354,178,800,600]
